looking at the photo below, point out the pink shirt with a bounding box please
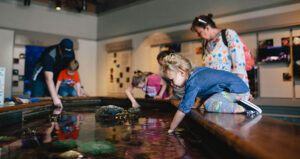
[143,74,167,98]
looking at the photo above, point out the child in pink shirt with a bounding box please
[125,71,167,108]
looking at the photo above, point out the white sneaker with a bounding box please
[239,99,262,114]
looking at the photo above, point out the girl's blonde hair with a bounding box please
[162,54,192,75]
[132,70,152,87]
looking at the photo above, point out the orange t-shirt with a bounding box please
[56,127,79,140]
[57,69,80,87]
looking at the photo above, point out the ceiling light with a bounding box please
[56,0,62,11]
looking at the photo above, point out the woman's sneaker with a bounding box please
[238,99,262,114]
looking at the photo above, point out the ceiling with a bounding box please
[28,0,149,14]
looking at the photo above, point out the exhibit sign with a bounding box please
[0,67,5,105]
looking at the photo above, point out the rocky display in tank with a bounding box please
[95,105,140,122]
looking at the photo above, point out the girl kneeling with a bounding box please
[162,54,261,133]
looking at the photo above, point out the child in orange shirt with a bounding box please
[56,59,81,97]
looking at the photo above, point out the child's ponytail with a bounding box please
[162,54,192,75]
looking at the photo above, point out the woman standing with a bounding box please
[191,14,248,85]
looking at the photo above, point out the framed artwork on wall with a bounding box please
[19,53,25,59]
[13,69,19,75]
[259,39,273,48]
[12,81,18,87]
[13,58,19,64]
[18,75,24,80]
[281,37,290,46]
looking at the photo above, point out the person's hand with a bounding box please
[53,106,63,115]
[154,95,163,99]
[53,97,63,108]
[168,129,174,134]
[132,101,140,108]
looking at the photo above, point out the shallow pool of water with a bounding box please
[0,106,209,159]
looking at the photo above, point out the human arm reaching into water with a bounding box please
[125,85,140,108]
[168,85,200,133]
[168,110,186,133]
[45,71,63,107]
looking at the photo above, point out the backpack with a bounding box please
[221,29,255,71]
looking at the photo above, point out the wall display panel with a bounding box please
[106,50,132,97]
[12,46,26,96]
[257,29,291,63]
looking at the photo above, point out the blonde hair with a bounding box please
[132,70,152,87]
[162,54,192,75]
[68,59,79,71]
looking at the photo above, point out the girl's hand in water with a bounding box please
[154,95,163,99]
[168,129,174,134]
[132,101,140,108]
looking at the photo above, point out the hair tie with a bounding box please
[198,18,207,24]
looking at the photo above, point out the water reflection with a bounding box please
[0,106,207,158]
[118,117,187,159]
[44,112,84,144]
[203,112,262,138]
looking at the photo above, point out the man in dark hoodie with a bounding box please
[31,39,75,107]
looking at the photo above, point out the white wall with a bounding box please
[259,64,293,98]
[0,1,98,40]
[97,24,190,96]
[97,0,297,39]
[76,39,98,96]
[96,23,204,97]
[0,28,14,98]
[240,33,257,59]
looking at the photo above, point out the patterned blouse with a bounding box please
[203,29,248,85]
